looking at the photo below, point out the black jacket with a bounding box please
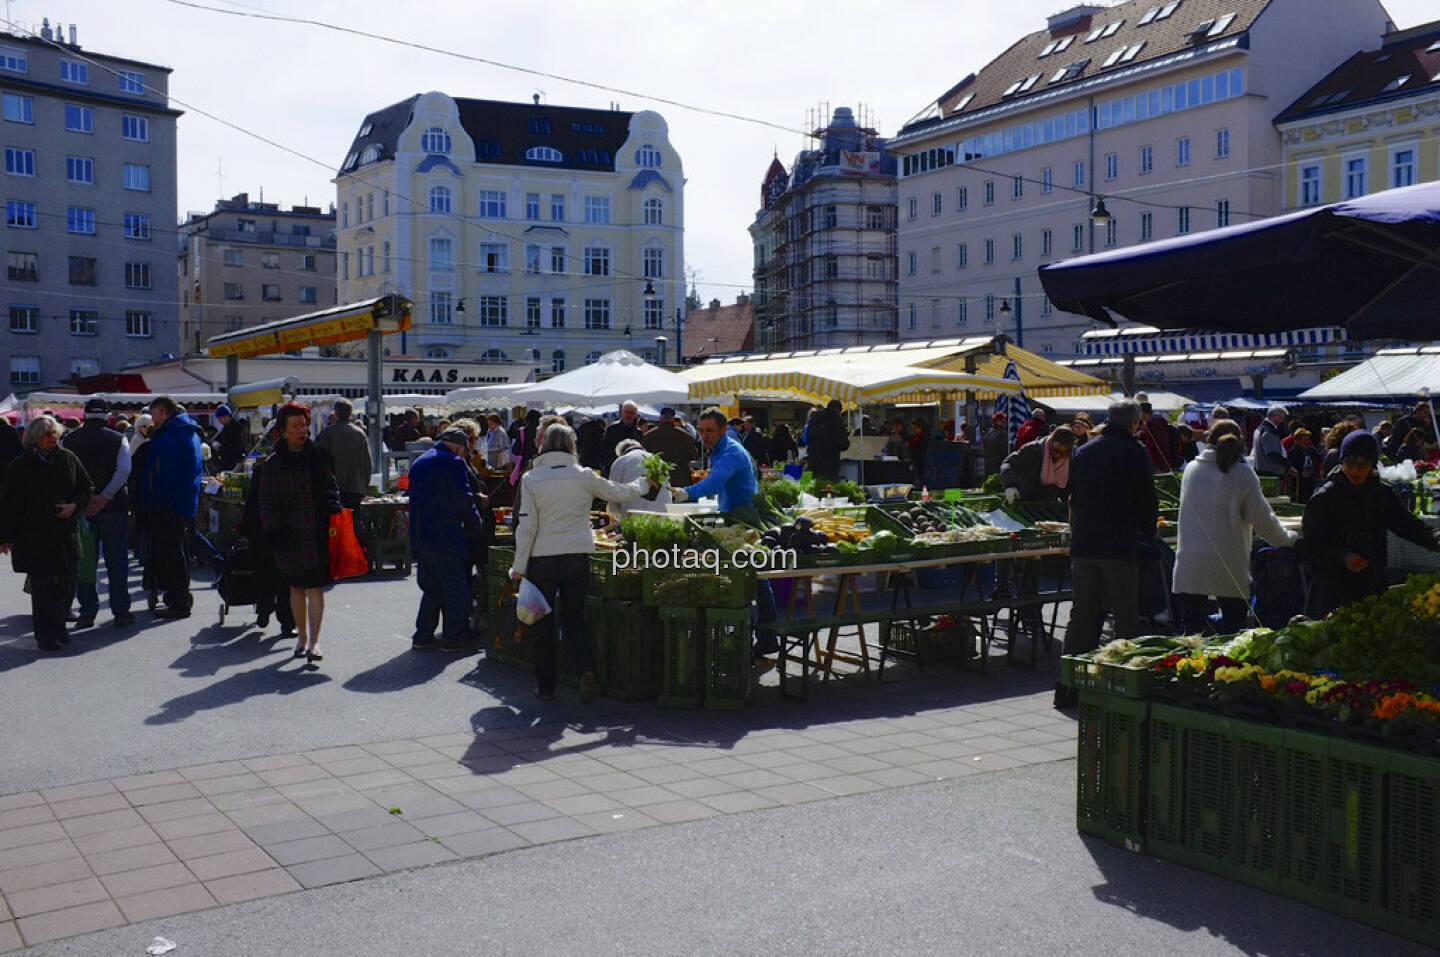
[62,420,129,515]
[743,429,772,468]
[1300,468,1439,616]
[0,446,93,573]
[1385,413,1436,460]
[0,423,21,475]
[600,420,641,473]
[804,409,849,477]
[1068,430,1157,561]
[1000,438,1068,502]
[982,425,1008,479]
[213,418,247,471]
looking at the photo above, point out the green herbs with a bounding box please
[619,514,689,552]
[653,573,737,606]
[642,453,673,486]
[759,477,801,509]
[813,479,866,504]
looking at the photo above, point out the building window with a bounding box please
[381,243,390,273]
[956,243,968,269]
[1072,223,1084,251]
[1392,148,1416,189]
[550,246,565,274]
[1041,168,1053,193]
[118,70,144,94]
[123,163,150,191]
[583,298,611,330]
[429,291,453,324]
[262,284,281,301]
[551,194,565,221]
[340,204,347,228]
[1176,137,1190,167]
[9,304,36,333]
[237,219,255,234]
[5,147,34,176]
[425,346,451,360]
[299,253,316,272]
[420,127,451,153]
[984,180,995,205]
[224,315,243,331]
[525,296,542,329]
[525,244,541,274]
[340,253,348,280]
[124,213,151,240]
[0,48,26,73]
[525,192,540,220]
[907,303,916,330]
[1140,211,1153,241]
[125,311,152,338]
[906,197,917,221]
[1215,198,1230,228]
[298,286,317,303]
[1215,128,1230,159]
[643,247,664,279]
[480,348,508,362]
[429,237,454,270]
[429,186,451,213]
[260,252,280,269]
[3,94,33,123]
[984,295,996,324]
[124,261,151,289]
[584,245,610,276]
[984,239,995,265]
[1013,176,1023,200]
[551,297,566,328]
[1345,157,1366,198]
[866,205,886,229]
[223,282,244,299]
[866,254,886,278]
[644,299,664,330]
[477,189,506,218]
[1041,229,1053,256]
[636,144,662,168]
[1041,297,1054,317]
[69,310,97,336]
[121,115,148,141]
[583,195,610,224]
[1073,160,1085,186]
[931,193,942,216]
[906,250,917,276]
[60,59,88,84]
[383,191,390,216]
[7,200,36,228]
[552,350,567,373]
[585,351,602,365]
[478,296,508,327]
[68,256,97,285]
[478,241,507,273]
[957,299,968,326]
[222,248,243,267]
[1140,145,1153,174]
[7,250,36,281]
[528,117,551,135]
[1012,233,1023,260]
[1105,219,1118,247]
[9,355,38,384]
[1177,205,1191,234]
[1104,152,1118,180]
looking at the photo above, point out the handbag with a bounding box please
[327,508,369,581]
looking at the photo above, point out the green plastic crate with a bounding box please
[644,564,754,608]
[1385,750,1440,943]
[1325,739,1388,923]
[704,607,752,710]
[1077,690,1148,851]
[658,605,704,708]
[600,600,663,702]
[1060,656,1150,699]
[1278,728,1329,908]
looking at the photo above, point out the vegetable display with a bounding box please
[619,514,690,552]
[759,477,801,509]
[642,453,673,486]
[652,573,739,606]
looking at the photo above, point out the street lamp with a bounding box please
[1090,196,1113,226]
[999,299,1012,318]
[643,280,657,300]
[655,335,668,366]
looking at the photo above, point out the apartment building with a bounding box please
[177,192,337,356]
[1277,19,1440,209]
[888,0,1392,360]
[334,93,683,375]
[750,107,898,352]
[1,23,180,390]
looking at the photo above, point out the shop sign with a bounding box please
[388,365,510,385]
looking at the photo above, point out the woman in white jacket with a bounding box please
[511,424,651,702]
[1172,420,1298,634]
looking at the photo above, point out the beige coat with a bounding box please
[513,450,646,575]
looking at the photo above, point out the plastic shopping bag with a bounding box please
[327,509,370,581]
[515,576,551,626]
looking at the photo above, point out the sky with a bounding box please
[9,0,1436,306]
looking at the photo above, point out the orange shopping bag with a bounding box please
[327,508,369,581]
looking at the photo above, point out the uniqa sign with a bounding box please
[388,365,509,385]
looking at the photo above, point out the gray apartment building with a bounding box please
[177,193,337,356]
[1,24,180,390]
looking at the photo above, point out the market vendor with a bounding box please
[1300,430,1440,617]
[608,439,672,520]
[1000,426,1074,504]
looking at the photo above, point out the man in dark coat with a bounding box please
[1301,430,1440,617]
[982,412,1009,480]
[1384,401,1437,461]
[575,417,607,471]
[803,399,849,480]
[388,410,422,451]
[62,398,134,628]
[642,407,698,487]
[1059,399,1157,707]
[1000,427,1075,503]
[0,419,21,474]
[741,416,772,468]
[210,404,247,472]
[315,398,373,510]
[0,416,93,649]
[140,396,203,618]
[600,401,642,475]
[409,429,488,650]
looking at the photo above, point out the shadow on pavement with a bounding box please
[168,623,290,677]
[343,645,467,693]
[146,657,332,724]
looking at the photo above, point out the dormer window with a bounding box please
[1120,42,1145,63]
[359,122,372,137]
[525,146,564,163]
[1381,74,1412,93]
[1101,19,1124,37]
[420,127,451,153]
[360,145,381,164]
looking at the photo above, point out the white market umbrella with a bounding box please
[505,350,690,408]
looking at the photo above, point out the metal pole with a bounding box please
[675,307,684,363]
[1013,276,1023,349]
[367,328,386,488]
[1122,354,1136,396]
[225,355,239,390]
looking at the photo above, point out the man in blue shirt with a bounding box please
[671,408,777,656]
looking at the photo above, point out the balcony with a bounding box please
[200,227,336,249]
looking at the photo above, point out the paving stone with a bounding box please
[831,737,897,756]
[224,801,305,829]
[380,749,445,769]
[451,786,528,811]
[361,739,423,756]
[314,805,401,833]
[695,791,779,815]
[480,801,560,827]
[367,795,465,820]
[605,785,681,808]
[6,876,108,917]
[364,839,457,872]
[405,810,493,838]
[819,753,892,774]
[257,763,333,787]
[785,743,853,762]
[0,838,79,871]
[318,756,393,777]
[513,778,591,802]
[773,761,836,783]
[967,752,1025,772]
[47,792,129,821]
[265,834,355,866]
[457,754,521,774]
[0,822,67,850]
[415,732,475,750]
[38,781,112,804]
[911,759,982,779]
[628,763,703,786]
[808,774,889,797]
[302,745,371,764]
[751,782,833,805]
[438,827,530,858]
[99,861,194,898]
[717,768,791,790]
[340,822,427,853]
[136,797,218,825]
[151,813,233,841]
[0,920,19,952]
[0,793,44,812]
[85,841,177,875]
[114,881,216,923]
[484,765,562,787]
[573,808,661,834]
[428,774,495,796]
[124,782,204,807]
[685,757,755,777]
[166,828,257,861]
[507,817,596,844]
[285,853,381,889]
[541,793,622,816]
[241,753,311,773]
[0,856,93,895]
[244,817,331,846]
[859,766,941,788]
[293,791,371,818]
[110,770,185,792]
[177,760,251,781]
[624,798,720,825]
[207,787,289,812]
[592,750,671,772]
[996,745,1069,766]
[186,847,278,881]
[405,761,472,782]
[14,899,123,946]
[192,773,268,797]
[0,805,54,830]
[664,777,738,800]
[205,866,302,904]
[338,769,414,791]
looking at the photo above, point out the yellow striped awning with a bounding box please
[207,296,412,359]
[687,361,1021,409]
[917,343,1108,397]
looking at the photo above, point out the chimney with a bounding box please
[40,18,51,40]
[532,93,540,105]
[68,24,77,45]
[709,299,721,311]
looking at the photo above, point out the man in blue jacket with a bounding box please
[141,396,203,618]
[408,428,487,650]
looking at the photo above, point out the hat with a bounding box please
[83,397,109,417]
[215,404,233,419]
[1340,430,1380,464]
[993,411,1007,421]
[436,428,469,447]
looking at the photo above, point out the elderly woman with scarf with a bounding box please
[252,403,341,663]
[1000,426,1075,504]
